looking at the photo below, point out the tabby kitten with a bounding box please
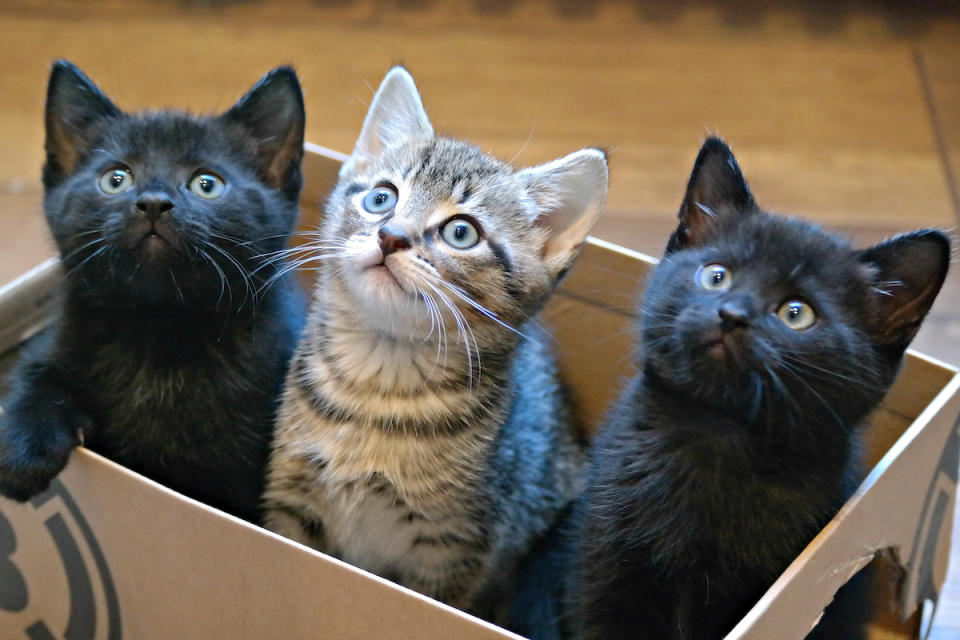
[0,61,305,524]
[568,138,950,640]
[263,67,606,617]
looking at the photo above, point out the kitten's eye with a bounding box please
[697,263,732,291]
[362,185,398,215]
[777,300,817,331]
[440,218,481,250]
[189,172,226,199]
[98,167,133,194]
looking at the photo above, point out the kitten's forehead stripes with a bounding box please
[344,183,365,198]
[486,238,517,298]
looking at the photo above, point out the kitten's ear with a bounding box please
[859,230,951,353]
[44,60,122,187]
[518,148,609,278]
[666,137,757,253]
[343,66,433,173]
[221,66,305,195]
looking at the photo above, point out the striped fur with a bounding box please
[263,67,607,618]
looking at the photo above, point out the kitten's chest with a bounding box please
[303,420,487,508]
[302,427,488,573]
[613,426,843,571]
[75,331,278,456]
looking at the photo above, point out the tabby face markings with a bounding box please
[308,66,607,385]
[331,155,519,350]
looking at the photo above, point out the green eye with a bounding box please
[99,167,133,194]
[440,218,480,249]
[189,172,226,199]
[777,300,817,331]
[697,263,732,291]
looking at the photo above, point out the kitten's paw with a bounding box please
[0,405,86,502]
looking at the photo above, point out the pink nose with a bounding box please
[378,223,412,256]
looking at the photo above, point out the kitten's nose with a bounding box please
[378,223,412,256]
[136,193,174,223]
[718,297,753,333]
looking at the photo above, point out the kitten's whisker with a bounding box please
[506,121,536,166]
[777,362,846,428]
[198,247,232,310]
[65,244,110,278]
[423,280,480,388]
[62,235,108,266]
[252,244,346,273]
[257,242,348,260]
[256,251,344,294]
[779,354,882,391]
[204,241,256,307]
[208,231,251,247]
[437,280,536,344]
[167,268,185,305]
[413,282,446,381]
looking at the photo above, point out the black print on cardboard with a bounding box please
[0,479,120,639]
[905,413,960,627]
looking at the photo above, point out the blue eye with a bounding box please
[362,186,398,215]
[778,300,817,331]
[189,172,226,199]
[99,167,133,194]
[440,218,481,249]
[697,263,732,291]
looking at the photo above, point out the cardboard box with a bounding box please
[0,144,957,639]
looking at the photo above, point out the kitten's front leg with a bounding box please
[0,360,90,501]
[262,502,329,551]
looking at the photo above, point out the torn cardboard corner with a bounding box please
[0,144,958,639]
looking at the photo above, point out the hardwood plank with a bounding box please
[918,42,960,223]
[0,3,954,230]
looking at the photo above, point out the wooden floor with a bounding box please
[0,0,957,636]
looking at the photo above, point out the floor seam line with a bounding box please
[913,47,960,227]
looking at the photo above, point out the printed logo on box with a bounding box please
[905,413,960,635]
[0,479,120,639]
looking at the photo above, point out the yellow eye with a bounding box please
[697,263,732,291]
[99,167,133,194]
[777,300,817,331]
[189,172,226,199]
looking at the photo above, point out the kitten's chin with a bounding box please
[365,264,405,292]
[696,329,749,368]
[137,233,173,257]
[342,271,434,341]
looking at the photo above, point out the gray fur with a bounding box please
[263,67,607,619]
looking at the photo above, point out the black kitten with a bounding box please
[566,138,950,640]
[0,61,306,524]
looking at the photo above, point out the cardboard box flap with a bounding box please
[0,258,61,355]
[0,448,523,639]
[728,369,960,639]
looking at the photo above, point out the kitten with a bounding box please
[567,138,950,640]
[0,61,306,524]
[262,67,606,618]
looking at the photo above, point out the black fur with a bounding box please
[566,138,950,639]
[0,61,306,523]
